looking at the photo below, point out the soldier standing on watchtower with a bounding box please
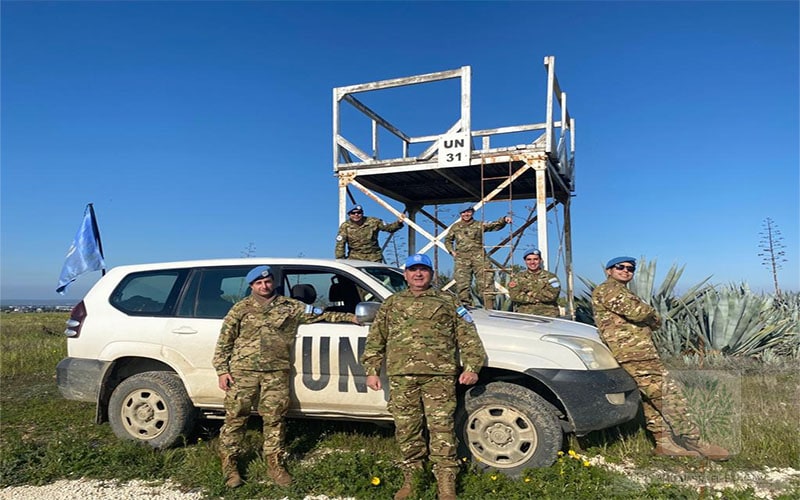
[335,204,404,262]
[444,205,511,308]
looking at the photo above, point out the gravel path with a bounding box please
[0,479,205,500]
[2,464,798,499]
[0,479,352,500]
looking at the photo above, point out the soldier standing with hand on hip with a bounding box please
[213,265,359,488]
[592,256,729,460]
[361,253,486,500]
[444,205,511,308]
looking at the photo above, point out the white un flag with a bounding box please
[56,204,106,294]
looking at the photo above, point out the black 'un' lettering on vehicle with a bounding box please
[301,336,330,390]
[338,337,367,393]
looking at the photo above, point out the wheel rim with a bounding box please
[465,404,538,468]
[118,388,169,440]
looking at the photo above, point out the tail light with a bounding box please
[64,300,87,338]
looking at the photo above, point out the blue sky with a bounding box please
[2,0,798,301]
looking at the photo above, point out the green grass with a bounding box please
[1,312,798,499]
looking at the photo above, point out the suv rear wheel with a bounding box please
[457,381,563,476]
[108,371,197,448]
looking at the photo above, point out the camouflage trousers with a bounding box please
[347,250,383,263]
[619,359,700,439]
[388,375,459,473]
[453,253,495,306]
[218,369,290,457]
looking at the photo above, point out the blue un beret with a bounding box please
[605,256,636,269]
[246,265,272,284]
[405,253,433,269]
[523,247,541,259]
[459,204,475,214]
[348,204,363,214]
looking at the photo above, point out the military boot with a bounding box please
[679,436,731,461]
[220,454,243,488]
[433,468,457,500]
[652,432,701,458]
[394,463,422,500]
[265,453,292,487]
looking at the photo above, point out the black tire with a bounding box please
[456,381,563,476]
[108,371,197,449]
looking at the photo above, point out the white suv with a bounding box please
[57,258,639,475]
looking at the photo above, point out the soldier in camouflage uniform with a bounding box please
[213,265,359,488]
[508,248,561,317]
[443,205,511,308]
[361,254,486,500]
[335,204,404,262]
[592,256,729,461]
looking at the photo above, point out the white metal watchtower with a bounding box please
[332,56,577,316]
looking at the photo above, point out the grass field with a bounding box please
[1,312,798,499]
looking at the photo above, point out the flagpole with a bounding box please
[87,203,106,276]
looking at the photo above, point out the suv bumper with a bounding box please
[56,357,109,402]
[527,366,640,434]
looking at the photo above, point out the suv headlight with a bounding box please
[541,335,619,370]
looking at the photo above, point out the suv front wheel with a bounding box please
[108,371,197,448]
[457,381,563,476]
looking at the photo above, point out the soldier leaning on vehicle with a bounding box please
[361,253,487,500]
[592,256,730,461]
[212,265,359,488]
[334,204,404,262]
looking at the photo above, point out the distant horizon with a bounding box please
[1,298,78,307]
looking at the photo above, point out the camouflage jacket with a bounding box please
[335,217,403,261]
[361,288,486,377]
[213,294,355,374]
[443,216,508,257]
[508,269,561,316]
[591,277,662,363]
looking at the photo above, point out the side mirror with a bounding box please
[355,301,381,325]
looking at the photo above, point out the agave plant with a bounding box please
[683,283,799,357]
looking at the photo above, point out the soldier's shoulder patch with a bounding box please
[304,304,323,315]
[456,305,474,324]
[548,277,560,287]
[336,235,343,241]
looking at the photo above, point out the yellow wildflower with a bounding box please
[583,461,590,467]
[524,477,531,483]
[371,477,380,486]
[490,474,497,481]
[568,449,578,458]
[557,450,565,457]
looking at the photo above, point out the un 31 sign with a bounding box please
[438,132,470,168]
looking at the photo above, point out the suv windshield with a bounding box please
[361,266,407,294]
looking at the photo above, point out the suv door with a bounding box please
[281,267,390,418]
[162,266,252,406]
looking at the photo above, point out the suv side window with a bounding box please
[282,270,373,313]
[177,267,252,319]
[110,270,186,315]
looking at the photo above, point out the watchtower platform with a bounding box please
[332,56,577,315]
